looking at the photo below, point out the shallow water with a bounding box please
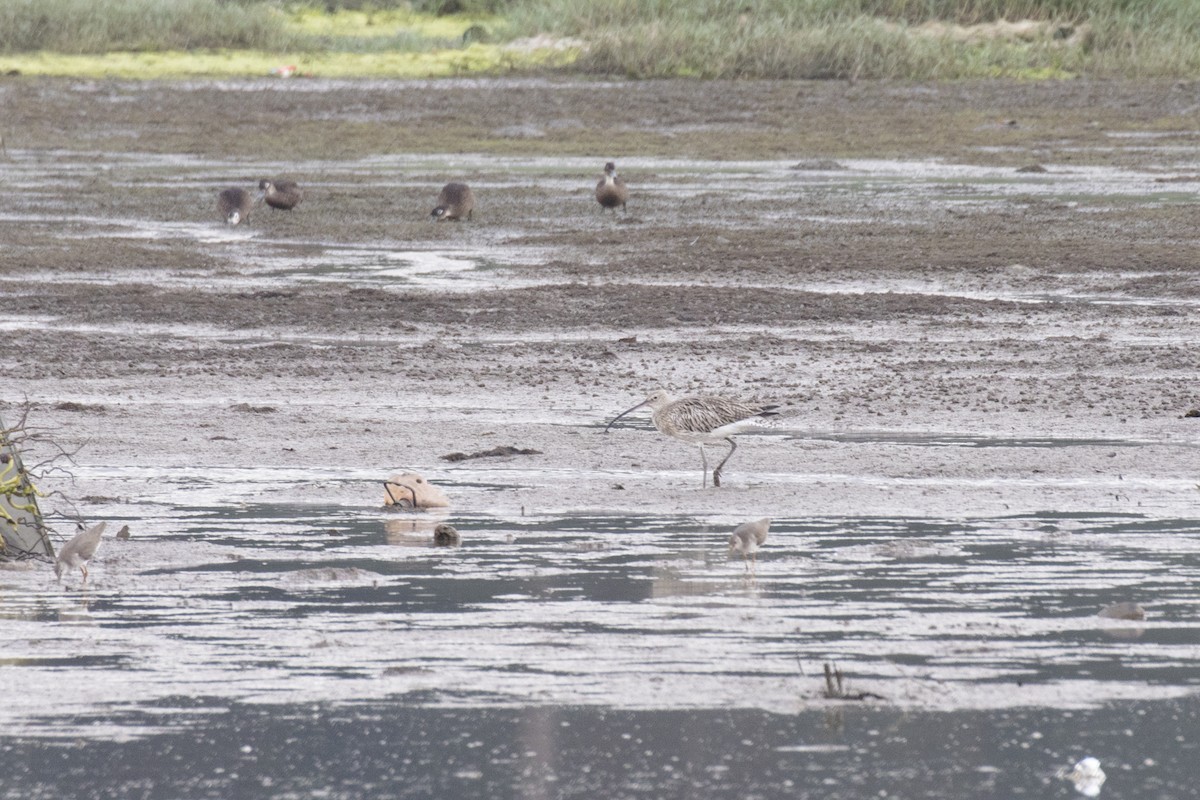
[3,699,1198,799]
[2,462,1198,796]
[5,462,1199,718]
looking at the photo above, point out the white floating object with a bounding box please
[1064,756,1106,797]
[382,472,449,509]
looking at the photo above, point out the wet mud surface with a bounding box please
[1,77,1199,797]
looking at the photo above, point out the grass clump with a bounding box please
[0,44,574,79]
[502,0,1200,79]
[284,6,495,53]
[1,0,1199,80]
[0,1,575,78]
[0,0,293,53]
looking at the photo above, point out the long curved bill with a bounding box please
[603,399,649,433]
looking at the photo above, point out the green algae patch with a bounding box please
[0,41,580,79]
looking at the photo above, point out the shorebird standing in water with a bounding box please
[54,522,106,586]
[604,390,780,487]
[595,161,629,213]
[729,518,770,570]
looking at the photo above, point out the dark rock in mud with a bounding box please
[54,401,106,413]
[790,160,847,171]
[441,446,543,462]
[230,403,278,413]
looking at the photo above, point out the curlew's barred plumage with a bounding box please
[604,389,780,487]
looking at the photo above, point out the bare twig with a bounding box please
[821,661,885,702]
[2,401,84,537]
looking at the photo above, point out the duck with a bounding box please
[259,179,303,211]
[595,161,629,213]
[217,188,253,226]
[431,182,474,221]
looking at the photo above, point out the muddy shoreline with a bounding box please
[3,78,1198,481]
[0,77,1198,729]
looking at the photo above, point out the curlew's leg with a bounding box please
[80,564,89,586]
[712,437,738,488]
[698,446,709,487]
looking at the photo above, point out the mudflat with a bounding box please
[1,77,1198,729]
[2,77,1197,515]
[2,74,1199,799]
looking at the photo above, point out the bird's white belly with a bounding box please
[666,418,767,443]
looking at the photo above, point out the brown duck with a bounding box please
[217,188,253,226]
[595,161,629,212]
[259,179,303,211]
[431,182,474,221]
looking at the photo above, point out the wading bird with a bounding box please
[728,518,770,569]
[604,390,780,487]
[54,522,106,586]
